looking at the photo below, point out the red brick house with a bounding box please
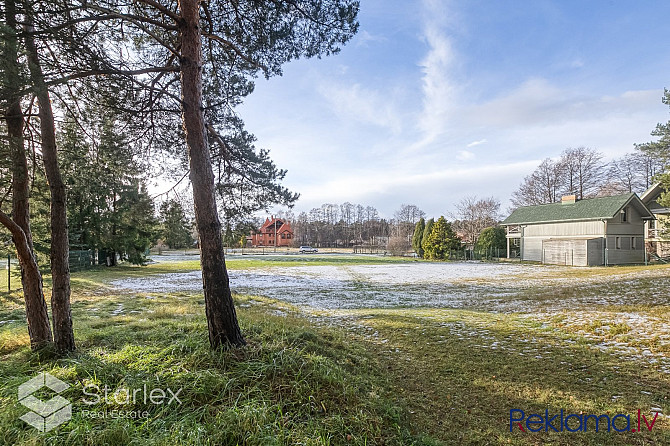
[251,217,294,247]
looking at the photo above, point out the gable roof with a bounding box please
[640,182,663,204]
[259,217,293,234]
[502,193,652,225]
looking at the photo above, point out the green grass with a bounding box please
[2,256,670,445]
[344,308,670,445]
[0,286,432,445]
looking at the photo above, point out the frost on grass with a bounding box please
[110,262,546,310]
[111,260,670,312]
[110,256,670,373]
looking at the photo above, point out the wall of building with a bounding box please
[542,239,589,266]
[521,220,604,262]
[520,206,646,265]
[604,204,646,264]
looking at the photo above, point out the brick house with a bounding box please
[251,216,294,247]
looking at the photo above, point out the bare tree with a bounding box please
[632,147,665,191]
[558,147,606,199]
[511,158,563,207]
[454,196,500,247]
[393,204,425,239]
[607,153,644,194]
[387,236,410,256]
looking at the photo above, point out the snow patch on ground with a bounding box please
[110,258,670,371]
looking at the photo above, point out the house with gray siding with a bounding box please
[640,183,670,258]
[502,193,653,266]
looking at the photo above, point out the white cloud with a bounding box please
[467,139,487,148]
[570,59,585,68]
[460,80,661,129]
[317,81,404,133]
[457,150,475,161]
[356,30,387,47]
[413,1,460,148]
[293,160,539,218]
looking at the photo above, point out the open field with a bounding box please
[1,254,670,444]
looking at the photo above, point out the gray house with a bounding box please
[502,193,653,266]
[640,183,670,258]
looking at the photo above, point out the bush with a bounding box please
[387,236,411,256]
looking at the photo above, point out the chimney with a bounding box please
[561,195,577,204]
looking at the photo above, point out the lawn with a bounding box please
[1,255,669,445]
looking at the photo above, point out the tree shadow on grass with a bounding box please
[360,311,670,446]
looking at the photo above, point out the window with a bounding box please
[615,237,621,249]
[621,208,628,222]
[631,237,637,250]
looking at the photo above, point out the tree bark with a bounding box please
[24,14,76,353]
[178,0,245,348]
[2,0,53,350]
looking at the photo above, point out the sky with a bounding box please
[237,0,670,220]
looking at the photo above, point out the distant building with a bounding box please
[641,182,670,258]
[251,216,294,247]
[502,193,653,266]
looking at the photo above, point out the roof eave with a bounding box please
[502,216,613,226]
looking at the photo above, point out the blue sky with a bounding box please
[238,0,670,219]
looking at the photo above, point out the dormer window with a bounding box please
[621,207,627,223]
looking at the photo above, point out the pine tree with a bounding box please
[638,89,670,209]
[423,216,461,260]
[412,218,425,258]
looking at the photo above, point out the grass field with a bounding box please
[1,255,669,445]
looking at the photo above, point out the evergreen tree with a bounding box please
[423,216,461,260]
[421,218,434,256]
[159,200,193,249]
[59,111,158,265]
[412,217,425,257]
[105,182,159,265]
[475,226,506,251]
[638,89,670,210]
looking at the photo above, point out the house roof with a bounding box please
[640,182,663,204]
[502,193,653,225]
[259,217,293,234]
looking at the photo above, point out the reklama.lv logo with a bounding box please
[510,409,660,433]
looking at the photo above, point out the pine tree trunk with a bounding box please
[178,0,245,348]
[24,16,76,353]
[2,0,53,350]
[0,209,53,349]
[6,102,53,350]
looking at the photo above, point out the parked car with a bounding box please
[299,246,318,253]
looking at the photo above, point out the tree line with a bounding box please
[511,145,664,208]
[271,198,507,257]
